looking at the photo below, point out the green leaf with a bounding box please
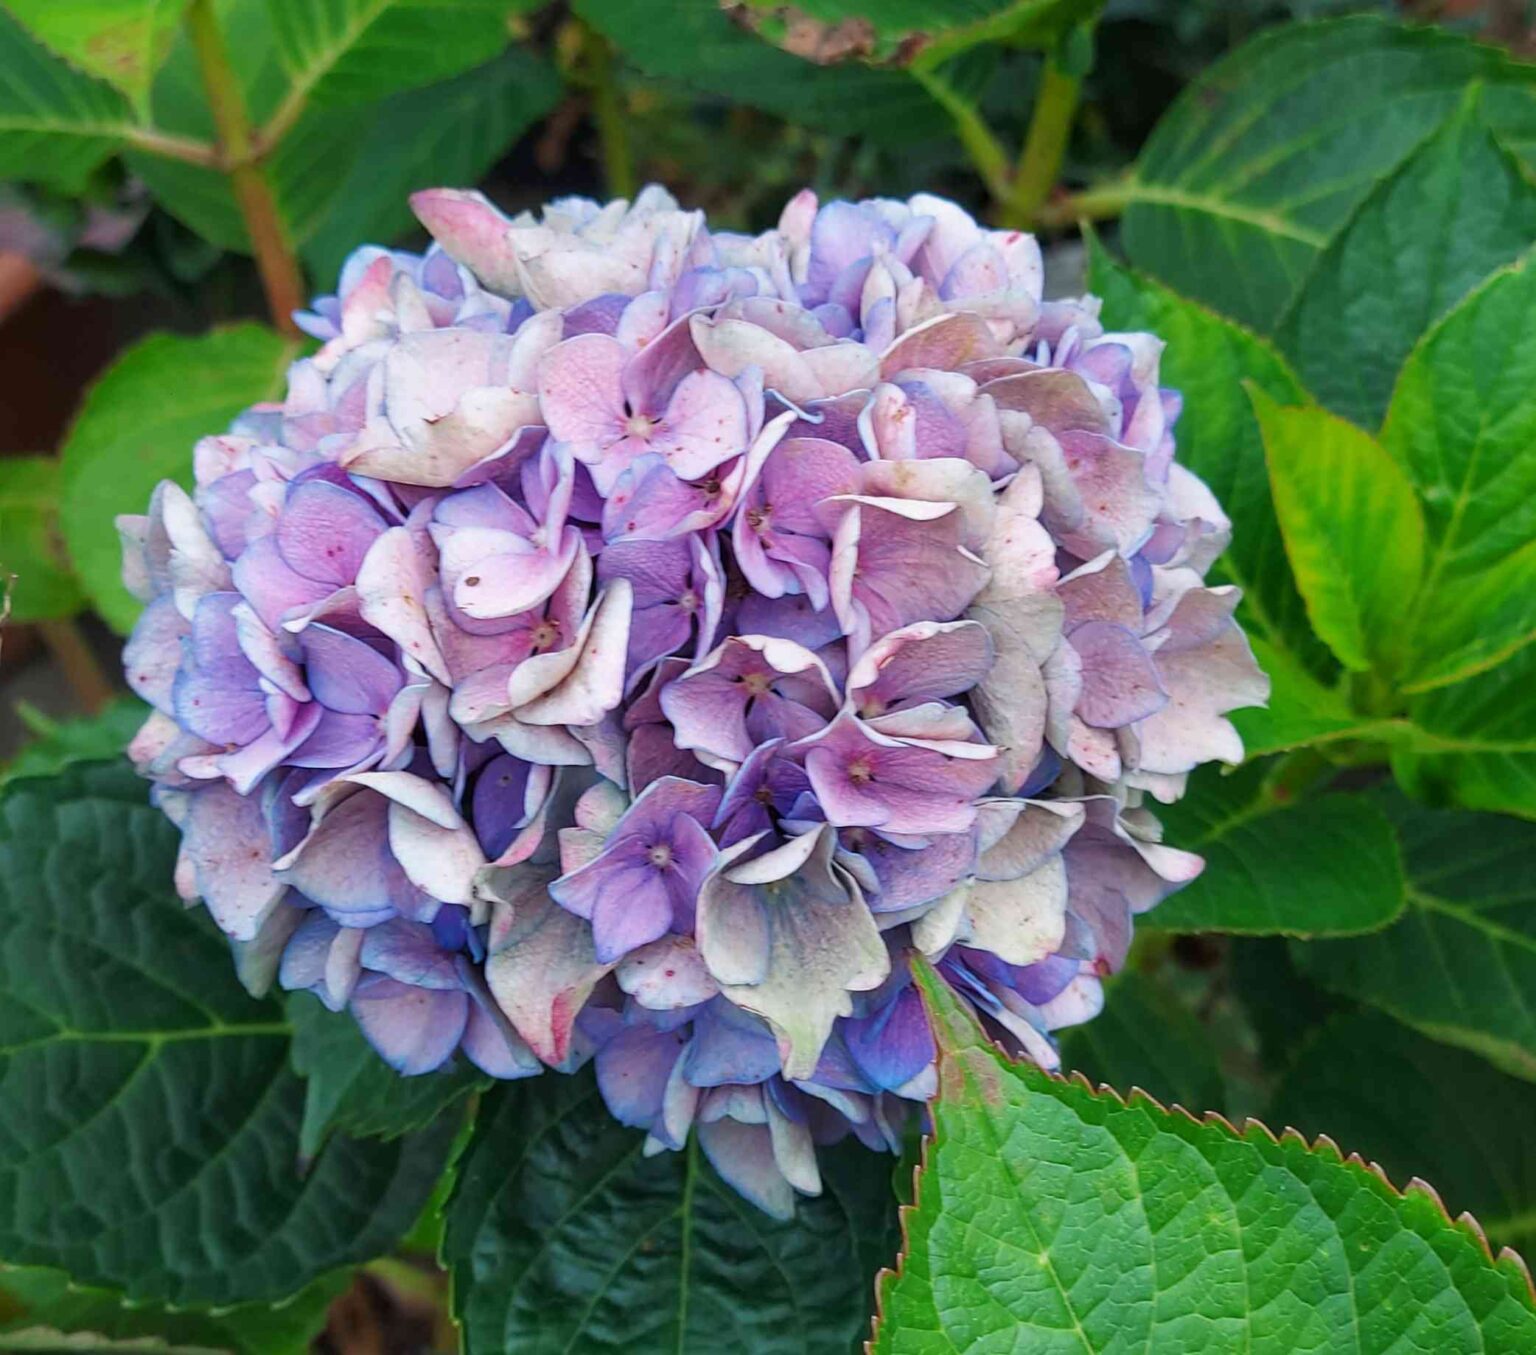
[574,0,954,142]
[300,48,561,284]
[1,699,148,788]
[1084,238,1326,681]
[1382,255,1536,693]
[287,992,486,1162]
[268,0,528,109]
[57,324,297,633]
[1058,971,1225,1113]
[871,956,1536,1352]
[1120,16,1536,331]
[730,0,1094,67]
[1297,794,1536,1082]
[1271,1012,1536,1265]
[1252,391,1425,675]
[5,1,190,113]
[1148,760,1405,935]
[1395,646,1536,819]
[0,10,134,192]
[1276,88,1536,431]
[0,456,84,623]
[0,1263,344,1355]
[442,1069,900,1354]
[0,760,458,1304]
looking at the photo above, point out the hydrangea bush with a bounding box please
[118,185,1266,1218]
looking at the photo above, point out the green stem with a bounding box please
[910,66,1013,207]
[184,0,304,335]
[582,23,635,199]
[1032,176,1133,230]
[1002,57,1082,229]
[121,125,221,166]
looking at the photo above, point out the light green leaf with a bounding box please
[1383,255,1536,693]
[871,956,1536,1352]
[0,761,457,1304]
[268,0,527,109]
[1148,760,1405,935]
[1058,971,1225,1113]
[574,0,955,142]
[0,457,84,623]
[1231,635,1396,758]
[1121,16,1536,331]
[1085,239,1326,681]
[1272,1012,1536,1264]
[5,1,190,112]
[730,0,1095,67]
[1297,794,1536,1081]
[1276,86,1536,430]
[287,992,485,1161]
[58,324,297,633]
[0,11,134,192]
[1253,390,1425,674]
[1,699,148,788]
[300,48,560,283]
[442,1069,900,1354]
[1395,645,1536,820]
[0,1264,344,1355]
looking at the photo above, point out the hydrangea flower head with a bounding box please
[121,185,1267,1217]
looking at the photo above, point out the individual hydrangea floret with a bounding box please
[121,184,1267,1218]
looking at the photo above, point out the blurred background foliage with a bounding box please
[4,0,1536,1351]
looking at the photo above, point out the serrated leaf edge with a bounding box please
[865,956,1536,1352]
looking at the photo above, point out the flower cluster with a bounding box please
[121,186,1266,1217]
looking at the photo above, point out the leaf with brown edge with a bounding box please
[869,954,1536,1353]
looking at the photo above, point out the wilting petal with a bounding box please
[697,826,888,1078]
[484,867,613,1066]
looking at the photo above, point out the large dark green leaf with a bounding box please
[0,761,457,1305]
[1085,240,1325,683]
[442,1069,900,1354]
[0,11,136,191]
[575,0,952,142]
[287,993,486,1161]
[1276,87,1536,430]
[1058,971,1225,1113]
[300,49,561,284]
[871,957,1536,1352]
[1252,391,1425,676]
[1272,1012,1536,1265]
[1120,16,1536,331]
[0,1263,344,1355]
[57,325,297,633]
[1297,795,1536,1081]
[1150,760,1405,936]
